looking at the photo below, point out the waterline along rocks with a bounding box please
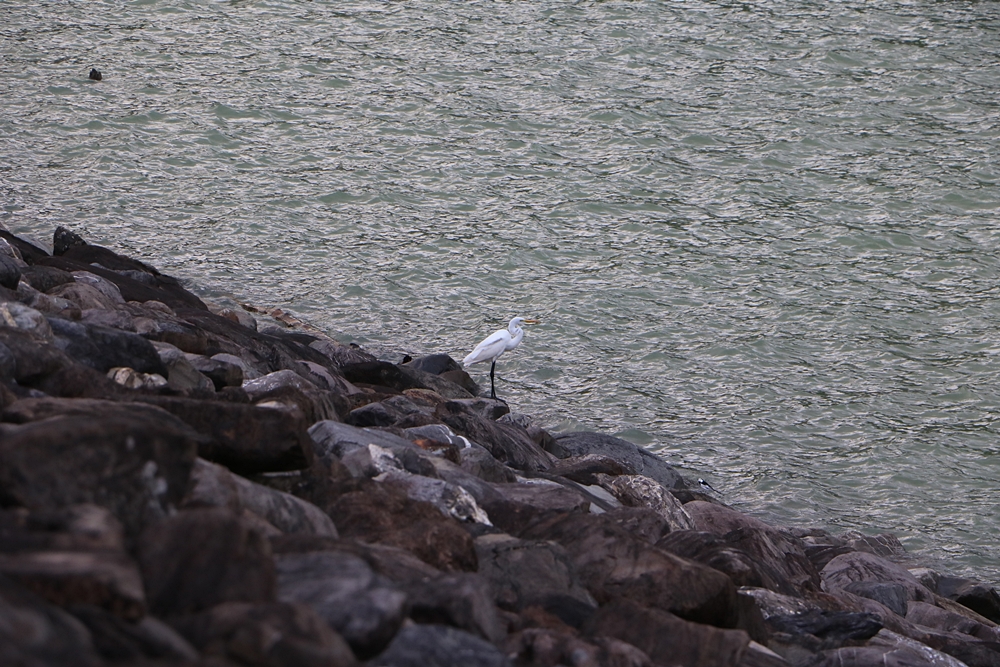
[0,226,998,667]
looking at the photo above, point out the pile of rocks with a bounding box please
[1,225,998,667]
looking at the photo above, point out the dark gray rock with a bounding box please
[0,573,103,667]
[53,226,88,255]
[405,573,506,644]
[371,624,512,667]
[474,533,596,627]
[435,401,553,472]
[184,458,338,537]
[185,352,244,389]
[844,582,909,618]
[66,604,200,663]
[0,401,198,540]
[821,552,935,604]
[551,431,684,490]
[47,317,168,376]
[767,610,882,645]
[936,576,1000,624]
[18,266,75,294]
[403,353,461,375]
[0,253,21,289]
[905,601,1000,643]
[275,550,406,659]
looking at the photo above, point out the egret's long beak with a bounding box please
[523,319,540,325]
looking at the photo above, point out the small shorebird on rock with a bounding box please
[463,316,539,399]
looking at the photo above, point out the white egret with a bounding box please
[462,316,539,399]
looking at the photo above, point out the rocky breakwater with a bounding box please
[1,225,999,667]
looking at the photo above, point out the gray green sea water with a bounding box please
[3,0,999,583]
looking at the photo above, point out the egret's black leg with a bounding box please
[490,360,497,399]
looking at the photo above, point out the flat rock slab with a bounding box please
[551,432,683,490]
[136,395,314,475]
[480,480,590,534]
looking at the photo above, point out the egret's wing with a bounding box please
[463,329,509,366]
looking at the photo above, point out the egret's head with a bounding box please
[510,316,540,328]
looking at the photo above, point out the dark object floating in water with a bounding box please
[89,68,102,81]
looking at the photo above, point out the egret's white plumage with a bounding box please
[463,317,539,399]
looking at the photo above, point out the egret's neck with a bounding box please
[508,325,524,348]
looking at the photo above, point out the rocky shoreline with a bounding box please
[1,225,998,667]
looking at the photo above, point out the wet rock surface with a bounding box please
[0,226,997,667]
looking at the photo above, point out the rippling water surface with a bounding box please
[4,0,1000,582]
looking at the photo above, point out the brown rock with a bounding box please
[48,281,122,311]
[583,598,750,667]
[329,479,477,572]
[602,507,672,544]
[549,454,634,485]
[0,550,145,620]
[480,480,591,535]
[685,501,821,595]
[520,512,739,627]
[137,508,276,617]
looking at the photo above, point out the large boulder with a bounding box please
[137,508,276,617]
[171,601,356,667]
[520,512,738,627]
[0,402,198,540]
[821,551,935,604]
[550,432,684,490]
[328,479,477,572]
[136,395,314,474]
[47,317,168,376]
[582,598,750,667]
[184,458,338,536]
[435,401,553,472]
[684,501,821,595]
[275,550,406,658]
[474,533,597,627]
